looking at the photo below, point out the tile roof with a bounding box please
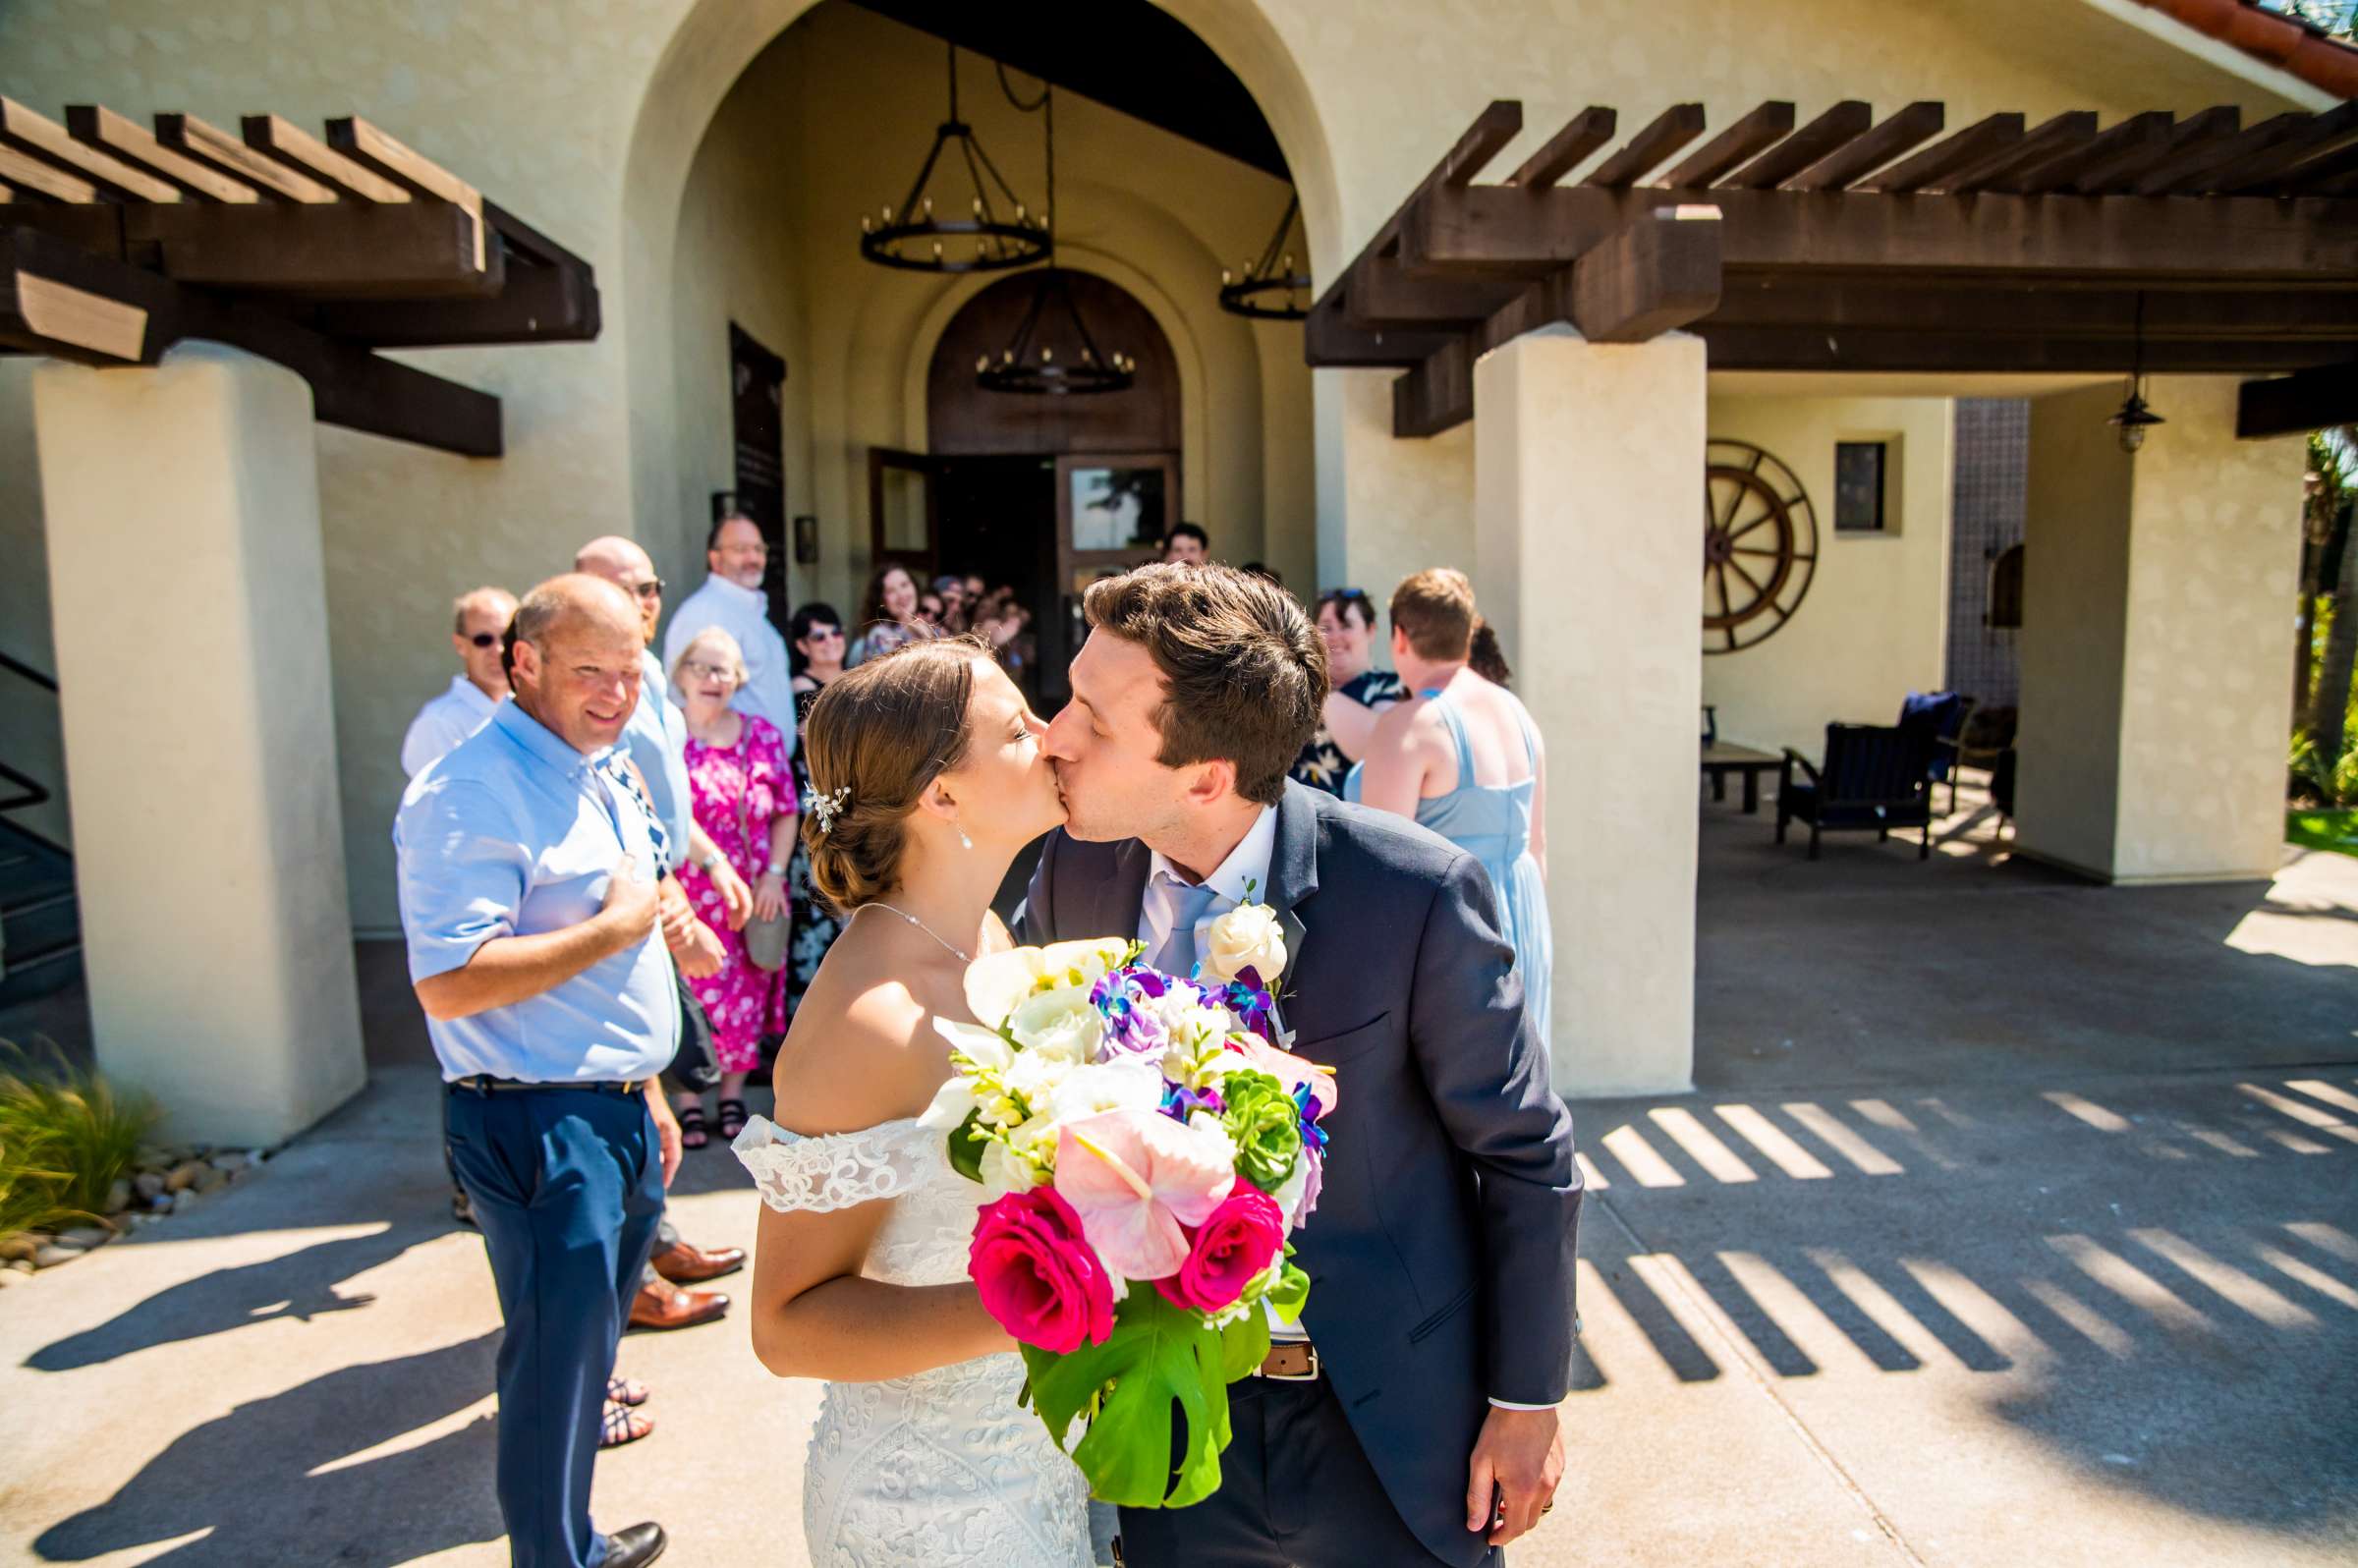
[2128,0,2358,98]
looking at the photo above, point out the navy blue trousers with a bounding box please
[1117,1376,1487,1567]
[446,1085,664,1568]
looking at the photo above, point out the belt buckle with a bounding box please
[1263,1343,1319,1382]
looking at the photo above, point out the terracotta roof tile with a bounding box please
[2130,0,2358,98]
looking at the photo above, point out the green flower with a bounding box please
[1218,1069,1302,1192]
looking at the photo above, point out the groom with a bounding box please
[1025,563,1582,1565]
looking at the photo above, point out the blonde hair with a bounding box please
[671,626,749,691]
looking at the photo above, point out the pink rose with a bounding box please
[970,1188,1116,1354]
[1153,1186,1286,1316]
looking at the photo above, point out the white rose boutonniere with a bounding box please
[1203,898,1286,987]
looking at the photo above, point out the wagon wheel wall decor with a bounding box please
[1703,438,1818,654]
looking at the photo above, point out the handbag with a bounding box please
[736,743,792,972]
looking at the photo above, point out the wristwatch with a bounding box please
[697,849,723,872]
[764,862,788,878]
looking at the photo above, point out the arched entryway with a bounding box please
[864,270,1182,703]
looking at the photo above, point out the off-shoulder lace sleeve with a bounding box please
[731,1114,934,1214]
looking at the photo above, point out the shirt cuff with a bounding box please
[1487,1398,1557,1411]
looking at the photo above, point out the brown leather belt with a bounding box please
[1256,1340,1319,1380]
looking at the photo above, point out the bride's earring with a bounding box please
[955,815,974,851]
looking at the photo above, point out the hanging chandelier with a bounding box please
[859,42,1049,274]
[1219,194,1311,320]
[976,84,1137,396]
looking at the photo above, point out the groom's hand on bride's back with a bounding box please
[1466,1404,1564,1545]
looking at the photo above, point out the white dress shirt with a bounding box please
[663,574,797,753]
[400,674,504,778]
[1133,801,1544,1406]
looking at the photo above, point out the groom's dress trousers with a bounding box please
[395,700,678,1568]
[1027,782,1582,1568]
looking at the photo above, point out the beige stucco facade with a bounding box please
[0,0,2322,1118]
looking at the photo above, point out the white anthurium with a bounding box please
[934,1017,1014,1075]
[1006,984,1104,1061]
[961,938,1130,1030]
[916,1070,979,1134]
[1203,902,1286,987]
[1047,1058,1165,1124]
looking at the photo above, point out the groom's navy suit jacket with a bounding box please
[1023,781,1582,1565]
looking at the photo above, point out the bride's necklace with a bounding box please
[862,901,972,964]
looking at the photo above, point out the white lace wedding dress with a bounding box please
[734,1113,1094,1568]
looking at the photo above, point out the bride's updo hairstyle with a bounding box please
[801,636,989,912]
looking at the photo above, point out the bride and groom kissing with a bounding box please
[738,562,1583,1567]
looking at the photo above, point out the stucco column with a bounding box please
[1475,327,1704,1097]
[2016,376,2304,884]
[32,342,365,1147]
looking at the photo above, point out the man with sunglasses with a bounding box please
[401,587,518,778]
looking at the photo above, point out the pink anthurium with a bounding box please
[1052,1108,1236,1279]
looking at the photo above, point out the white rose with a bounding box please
[1004,1045,1077,1104]
[963,938,1129,1030]
[1204,903,1286,986]
[1048,1059,1164,1123]
[1006,984,1103,1062]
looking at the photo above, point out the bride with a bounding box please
[734,637,1090,1567]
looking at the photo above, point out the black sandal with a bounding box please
[715,1098,749,1142]
[677,1103,708,1150]
[599,1401,653,1449]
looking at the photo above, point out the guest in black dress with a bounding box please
[784,602,847,1022]
[1292,587,1405,795]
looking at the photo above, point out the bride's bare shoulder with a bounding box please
[768,938,947,1136]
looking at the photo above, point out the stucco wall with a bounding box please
[1700,395,1956,755]
[0,0,2304,935]
[2016,376,2303,882]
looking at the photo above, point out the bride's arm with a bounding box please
[748,1202,1011,1381]
[746,974,1014,1382]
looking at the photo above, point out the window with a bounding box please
[1834,441,1887,532]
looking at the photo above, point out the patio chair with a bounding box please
[1897,691,1977,811]
[1777,722,1937,861]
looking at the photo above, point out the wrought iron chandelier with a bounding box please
[1219,194,1310,320]
[976,84,1137,396]
[859,42,1049,274]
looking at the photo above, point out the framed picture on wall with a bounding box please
[793,514,818,566]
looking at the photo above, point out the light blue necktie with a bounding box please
[1151,873,1222,978]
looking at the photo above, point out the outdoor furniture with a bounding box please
[1702,742,1781,814]
[1938,704,2016,814]
[1898,691,1974,805]
[1777,723,1937,861]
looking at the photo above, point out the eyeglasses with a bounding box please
[632,579,665,600]
[683,660,737,682]
[468,632,500,648]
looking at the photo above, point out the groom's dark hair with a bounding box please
[1083,563,1327,807]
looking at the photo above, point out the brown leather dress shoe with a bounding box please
[648,1236,746,1284]
[629,1277,729,1333]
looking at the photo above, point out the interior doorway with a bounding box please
[918,268,1182,703]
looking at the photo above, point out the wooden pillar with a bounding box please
[1475,326,1705,1096]
[32,342,365,1146]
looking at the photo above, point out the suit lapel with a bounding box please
[1263,784,1321,1015]
[1090,836,1153,946]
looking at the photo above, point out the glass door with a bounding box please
[868,447,940,587]
[1053,452,1179,689]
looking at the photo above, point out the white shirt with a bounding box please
[662,574,798,752]
[400,674,504,778]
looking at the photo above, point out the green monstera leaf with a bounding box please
[1021,1292,1240,1508]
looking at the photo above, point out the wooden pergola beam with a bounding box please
[0,97,182,203]
[124,198,503,298]
[1658,101,1794,190]
[2070,107,2235,195]
[1943,110,2099,193]
[2239,365,2358,438]
[65,104,260,202]
[154,113,336,203]
[1694,326,2355,375]
[1582,103,1706,189]
[1506,107,1617,190]
[1860,112,2023,194]
[1783,101,1944,193]
[0,224,501,455]
[1719,100,1872,190]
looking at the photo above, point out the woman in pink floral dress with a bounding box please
[669,628,799,1148]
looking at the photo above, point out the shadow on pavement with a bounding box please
[32,1332,504,1564]
[24,1220,435,1372]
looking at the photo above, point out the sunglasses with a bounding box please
[468,632,500,648]
[632,579,665,600]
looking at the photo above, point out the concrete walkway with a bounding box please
[3,806,2354,1565]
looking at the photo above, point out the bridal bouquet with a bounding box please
[918,900,1335,1508]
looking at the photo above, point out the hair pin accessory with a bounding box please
[812,785,853,836]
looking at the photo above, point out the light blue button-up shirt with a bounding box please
[625,646,693,870]
[394,699,681,1084]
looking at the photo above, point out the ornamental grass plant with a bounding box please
[0,1039,154,1246]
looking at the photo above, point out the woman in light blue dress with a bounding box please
[1345,568,1551,1045]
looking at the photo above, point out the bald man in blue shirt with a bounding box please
[396,575,721,1568]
